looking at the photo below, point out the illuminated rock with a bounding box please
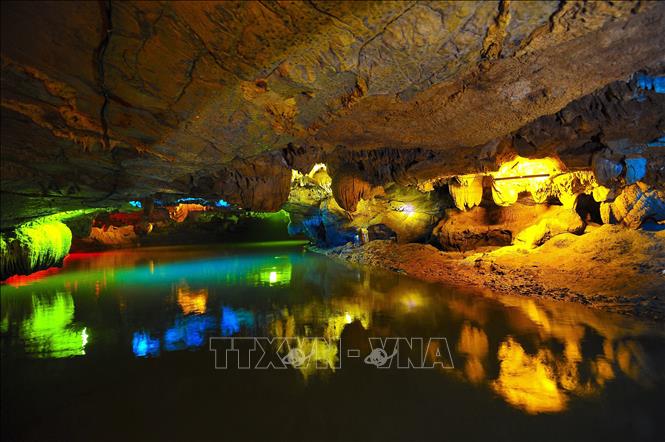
[1,220,72,280]
[592,156,623,187]
[449,175,483,211]
[320,198,358,247]
[331,168,372,213]
[491,156,564,207]
[602,183,665,228]
[2,2,665,227]
[433,203,554,251]
[167,203,207,223]
[624,156,647,185]
[592,185,615,203]
[514,207,585,248]
[87,225,138,248]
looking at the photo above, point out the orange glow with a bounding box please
[167,203,208,223]
[176,283,208,315]
[457,323,489,383]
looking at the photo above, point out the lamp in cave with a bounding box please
[399,204,415,215]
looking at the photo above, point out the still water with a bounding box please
[1,242,664,441]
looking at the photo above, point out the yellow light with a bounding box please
[491,156,564,206]
[176,284,208,315]
[344,312,352,324]
[400,292,425,310]
[269,271,277,284]
[491,337,567,414]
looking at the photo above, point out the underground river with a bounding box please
[1,241,664,441]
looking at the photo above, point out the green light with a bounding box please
[21,292,88,358]
[1,220,73,279]
[247,209,291,222]
[259,259,292,286]
[1,209,109,279]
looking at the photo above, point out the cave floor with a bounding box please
[318,225,665,321]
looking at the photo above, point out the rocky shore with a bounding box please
[313,224,665,321]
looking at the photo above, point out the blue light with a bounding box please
[132,331,160,357]
[163,315,215,351]
[221,306,255,336]
[176,197,206,204]
[215,199,231,208]
[636,74,665,93]
[129,200,143,208]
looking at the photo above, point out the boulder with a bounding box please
[433,202,552,251]
[514,207,585,248]
[601,183,665,228]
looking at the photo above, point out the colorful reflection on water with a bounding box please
[1,241,664,440]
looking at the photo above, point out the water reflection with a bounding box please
[1,243,664,418]
[132,331,160,358]
[176,283,208,315]
[16,292,89,358]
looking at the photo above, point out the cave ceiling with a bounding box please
[1,0,664,226]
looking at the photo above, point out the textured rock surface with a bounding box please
[0,221,72,279]
[601,183,665,228]
[331,168,372,212]
[2,1,665,226]
[514,207,585,247]
[434,202,554,251]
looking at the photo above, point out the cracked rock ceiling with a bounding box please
[1,0,664,226]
